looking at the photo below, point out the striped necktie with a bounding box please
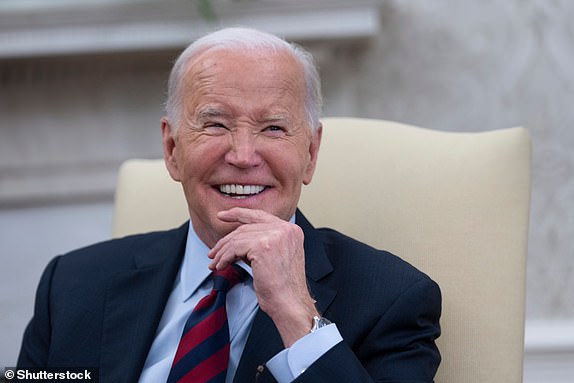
[167,265,246,383]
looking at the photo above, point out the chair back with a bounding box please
[113,117,531,383]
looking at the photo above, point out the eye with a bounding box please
[263,125,287,135]
[204,122,229,135]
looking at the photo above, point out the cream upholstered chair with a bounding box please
[113,117,531,383]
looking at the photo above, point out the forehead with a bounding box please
[182,48,306,103]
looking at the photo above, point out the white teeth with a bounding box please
[219,184,265,196]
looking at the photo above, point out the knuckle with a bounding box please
[258,235,272,250]
[290,224,303,237]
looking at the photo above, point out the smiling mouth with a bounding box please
[218,184,267,199]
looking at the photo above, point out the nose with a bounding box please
[225,128,262,168]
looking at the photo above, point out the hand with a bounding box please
[208,207,319,347]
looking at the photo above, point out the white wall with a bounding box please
[0,202,114,365]
[524,320,574,383]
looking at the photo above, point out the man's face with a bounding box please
[162,48,322,247]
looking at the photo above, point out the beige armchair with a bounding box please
[113,117,531,383]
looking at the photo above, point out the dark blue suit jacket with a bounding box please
[18,210,441,382]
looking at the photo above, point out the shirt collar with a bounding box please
[179,222,212,302]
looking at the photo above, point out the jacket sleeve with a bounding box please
[17,256,60,367]
[294,277,442,383]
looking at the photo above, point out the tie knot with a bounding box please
[212,264,246,293]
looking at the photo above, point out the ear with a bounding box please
[161,117,182,182]
[302,123,322,185]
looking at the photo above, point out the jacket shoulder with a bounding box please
[316,227,437,290]
[56,224,188,270]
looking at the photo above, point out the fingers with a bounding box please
[208,237,251,271]
[209,208,296,272]
[208,208,284,270]
[208,223,271,270]
[217,207,284,225]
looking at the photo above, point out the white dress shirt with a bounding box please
[138,218,342,383]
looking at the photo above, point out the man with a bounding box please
[18,28,441,382]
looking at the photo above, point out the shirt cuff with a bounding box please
[266,323,343,383]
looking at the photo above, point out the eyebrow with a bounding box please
[196,107,292,125]
[260,114,291,124]
[196,106,231,121]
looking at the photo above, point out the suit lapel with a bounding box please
[233,310,284,382]
[234,210,337,382]
[99,223,188,383]
[297,210,337,316]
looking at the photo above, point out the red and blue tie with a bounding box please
[167,265,246,383]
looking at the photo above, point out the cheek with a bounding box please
[268,147,311,184]
[178,137,225,172]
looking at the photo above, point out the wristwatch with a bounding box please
[310,315,332,333]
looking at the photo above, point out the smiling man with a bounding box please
[18,28,441,383]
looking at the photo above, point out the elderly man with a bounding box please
[18,28,441,382]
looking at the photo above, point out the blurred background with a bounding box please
[0,0,572,381]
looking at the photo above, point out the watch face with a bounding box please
[312,316,332,332]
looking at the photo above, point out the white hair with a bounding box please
[165,27,322,134]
